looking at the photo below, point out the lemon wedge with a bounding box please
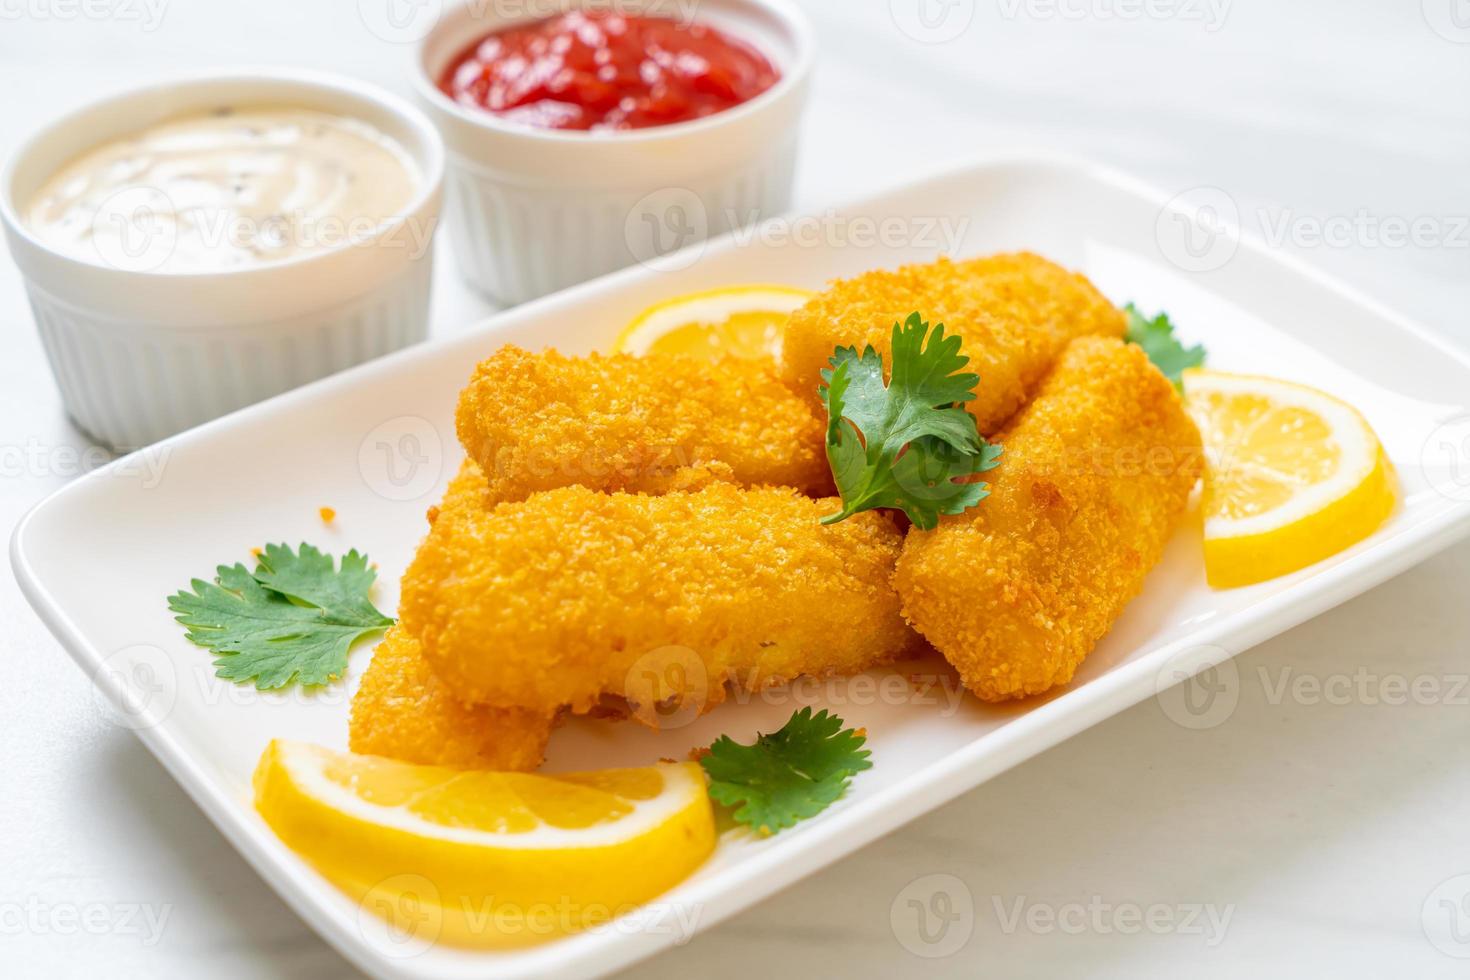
[253,740,715,947]
[1184,369,1396,589]
[613,284,813,361]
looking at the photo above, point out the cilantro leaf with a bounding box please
[699,708,872,836]
[820,313,1003,530]
[168,543,393,690]
[1124,304,1206,387]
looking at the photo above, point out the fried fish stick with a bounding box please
[400,470,919,719]
[779,252,1126,433]
[894,337,1203,701]
[349,626,552,770]
[456,345,831,502]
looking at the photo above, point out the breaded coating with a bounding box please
[349,625,552,770]
[779,252,1126,433]
[456,345,831,502]
[894,337,1203,701]
[399,468,920,719]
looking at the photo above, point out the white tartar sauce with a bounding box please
[27,105,420,273]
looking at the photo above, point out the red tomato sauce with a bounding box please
[438,12,780,132]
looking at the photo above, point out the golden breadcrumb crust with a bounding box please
[455,346,832,502]
[894,337,1203,701]
[400,465,921,718]
[348,625,552,771]
[779,252,1126,433]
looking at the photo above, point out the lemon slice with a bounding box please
[613,284,813,361]
[1184,369,1396,589]
[254,740,715,947]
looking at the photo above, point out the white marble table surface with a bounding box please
[3,2,1469,977]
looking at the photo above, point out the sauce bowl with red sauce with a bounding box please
[414,0,811,305]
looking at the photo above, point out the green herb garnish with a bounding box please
[168,543,392,690]
[1124,304,1206,387]
[820,313,1003,530]
[700,708,873,836]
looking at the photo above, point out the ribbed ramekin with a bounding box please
[0,70,445,450]
[414,0,811,306]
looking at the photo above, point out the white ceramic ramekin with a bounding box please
[0,70,445,450]
[414,0,811,306]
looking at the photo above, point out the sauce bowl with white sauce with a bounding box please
[1,70,444,449]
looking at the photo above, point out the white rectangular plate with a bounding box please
[14,155,1470,980]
